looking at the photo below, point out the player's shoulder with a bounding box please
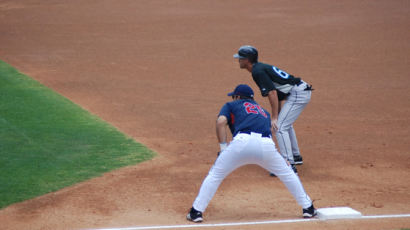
[253,62,271,69]
[222,100,237,109]
[224,100,246,110]
[252,62,271,74]
[226,100,242,107]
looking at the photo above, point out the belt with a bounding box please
[238,131,271,138]
[296,81,313,91]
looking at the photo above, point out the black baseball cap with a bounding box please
[233,45,258,61]
[227,84,254,98]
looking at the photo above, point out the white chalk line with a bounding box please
[88,214,410,230]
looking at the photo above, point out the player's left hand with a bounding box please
[219,142,228,152]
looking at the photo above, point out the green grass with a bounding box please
[0,60,155,209]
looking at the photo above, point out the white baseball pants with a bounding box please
[276,81,311,164]
[192,132,313,212]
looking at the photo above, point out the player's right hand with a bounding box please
[271,119,278,132]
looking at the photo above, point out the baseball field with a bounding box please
[0,0,409,230]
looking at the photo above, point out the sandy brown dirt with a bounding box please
[0,0,409,229]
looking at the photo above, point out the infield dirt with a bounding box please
[0,0,409,229]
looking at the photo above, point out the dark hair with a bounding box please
[232,95,254,100]
[240,95,254,100]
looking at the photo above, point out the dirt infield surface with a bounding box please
[1,0,409,229]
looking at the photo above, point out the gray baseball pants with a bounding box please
[276,81,311,164]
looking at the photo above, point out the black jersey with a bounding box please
[252,62,301,101]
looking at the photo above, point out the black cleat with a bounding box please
[303,204,317,218]
[293,155,303,165]
[186,207,203,223]
[291,164,298,174]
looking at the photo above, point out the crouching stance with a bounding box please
[187,84,317,223]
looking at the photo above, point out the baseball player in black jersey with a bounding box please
[233,45,313,175]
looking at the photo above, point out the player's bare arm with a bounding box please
[279,99,285,112]
[267,90,279,131]
[216,115,228,151]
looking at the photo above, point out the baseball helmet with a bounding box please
[233,45,258,63]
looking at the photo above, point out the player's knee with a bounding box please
[276,126,288,134]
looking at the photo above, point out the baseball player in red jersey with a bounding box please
[233,45,313,176]
[186,84,317,223]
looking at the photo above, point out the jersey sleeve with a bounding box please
[252,70,276,97]
[218,103,231,123]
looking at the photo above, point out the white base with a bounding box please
[317,207,362,220]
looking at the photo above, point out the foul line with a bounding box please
[88,214,410,230]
